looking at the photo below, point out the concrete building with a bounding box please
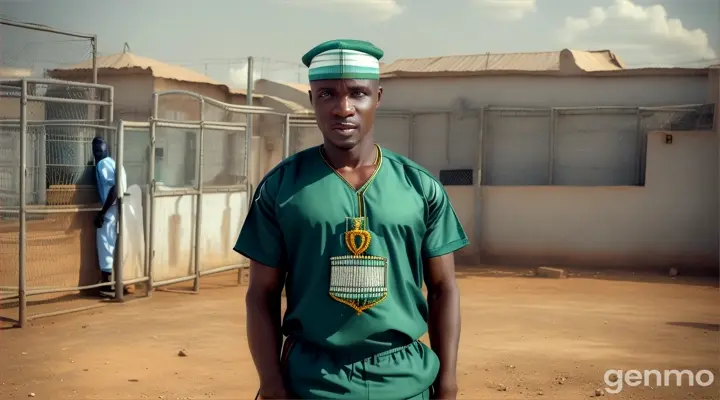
[374,48,717,271]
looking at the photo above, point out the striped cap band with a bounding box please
[308,49,380,81]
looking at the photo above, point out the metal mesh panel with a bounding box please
[154,127,198,188]
[0,210,19,326]
[374,114,410,156]
[412,113,448,175]
[123,127,151,188]
[27,81,108,206]
[0,115,20,208]
[448,112,479,169]
[203,129,239,186]
[554,110,639,186]
[484,109,551,185]
[640,105,714,132]
[157,93,201,121]
[19,81,113,320]
[293,125,323,153]
[25,212,98,289]
[150,91,260,287]
[0,83,21,326]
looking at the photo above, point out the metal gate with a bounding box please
[0,78,115,327]
[115,91,293,297]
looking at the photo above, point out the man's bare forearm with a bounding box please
[428,283,461,385]
[246,289,285,388]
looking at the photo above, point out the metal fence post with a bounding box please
[18,79,28,328]
[549,108,556,185]
[445,112,451,164]
[147,93,159,297]
[474,106,485,263]
[239,62,255,285]
[114,120,125,302]
[408,113,415,159]
[635,108,643,185]
[193,100,205,292]
[283,114,291,159]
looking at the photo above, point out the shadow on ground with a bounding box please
[666,321,720,332]
[454,265,720,288]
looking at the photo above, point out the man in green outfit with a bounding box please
[234,39,468,400]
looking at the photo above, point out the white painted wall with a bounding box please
[449,131,718,270]
[150,189,247,282]
[379,75,710,109]
[373,73,716,268]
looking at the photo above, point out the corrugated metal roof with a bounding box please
[48,51,222,85]
[47,51,264,98]
[380,49,627,78]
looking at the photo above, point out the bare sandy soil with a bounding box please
[1,267,718,400]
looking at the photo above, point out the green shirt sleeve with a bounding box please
[233,172,286,268]
[421,177,470,259]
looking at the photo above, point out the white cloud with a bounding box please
[289,0,405,21]
[558,0,717,65]
[229,62,262,89]
[473,0,537,21]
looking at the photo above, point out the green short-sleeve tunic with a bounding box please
[235,145,469,399]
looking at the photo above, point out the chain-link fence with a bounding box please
[0,17,97,82]
[0,78,115,327]
[1,83,321,328]
[112,90,303,297]
[368,104,714,189]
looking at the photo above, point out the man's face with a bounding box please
[309,79,382,149]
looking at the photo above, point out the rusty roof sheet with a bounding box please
[380,49,627,78]
[48,51,222,84]
[47,51,265,98]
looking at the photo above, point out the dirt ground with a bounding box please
[1,267,718,400]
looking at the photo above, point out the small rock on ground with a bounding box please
[535,267,567,279]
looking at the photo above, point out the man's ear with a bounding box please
[308,90,313,105]
[376,86,383,108]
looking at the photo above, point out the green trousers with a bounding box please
[284,339,439,400]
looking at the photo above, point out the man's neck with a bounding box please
[323,137,377,169]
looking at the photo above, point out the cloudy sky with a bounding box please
[1,0,718,87]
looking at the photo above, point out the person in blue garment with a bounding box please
[91,136,129,297]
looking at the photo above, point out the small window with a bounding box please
[439,169,473,186]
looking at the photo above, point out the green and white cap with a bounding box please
[302,39,384,81]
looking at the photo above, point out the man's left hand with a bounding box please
[432,380,458,400]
